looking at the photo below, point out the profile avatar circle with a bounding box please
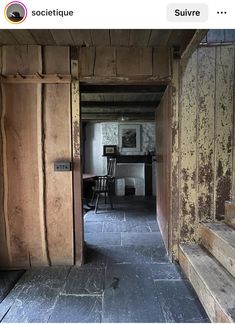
[5,1,27,24]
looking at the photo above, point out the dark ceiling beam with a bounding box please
[82,107,156,113]
[80,84,166,93]
[82,112,155,120]
[81,101,159,108]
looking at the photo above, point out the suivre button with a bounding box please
[167,3,208,22]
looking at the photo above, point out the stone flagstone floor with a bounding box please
[0,197,210,323]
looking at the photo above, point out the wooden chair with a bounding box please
[91,176,113,213]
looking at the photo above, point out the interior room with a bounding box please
[0,29,234,323]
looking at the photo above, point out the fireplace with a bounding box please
[107,155,153,196]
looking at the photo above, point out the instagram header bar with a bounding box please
[0,0,234,28]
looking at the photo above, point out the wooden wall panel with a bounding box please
[79,47,95,76]
[197,47,216,222]
[214,46,234,220]
[0,46,47,268]
[180,51,198,242]
[2,84,47,267]
[153,48,171,79]
[116,48,152,76]
[2,45,42,75]
[0,47,9,267]
[170,60,180,259]
[178,45,235,247]
[156,86,171,250]
[43,46,73,265]
[94,47,116,76]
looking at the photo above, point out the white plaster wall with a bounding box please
[85,122,156,195]
[84,123,105,175]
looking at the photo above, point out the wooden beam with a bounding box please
[81,84,166,93]
[71,47,84,266]
[82,107,157,113]
[181,29,208,61]
[81,101,159,108]
[0,74,71,84]
[82,113,155,121]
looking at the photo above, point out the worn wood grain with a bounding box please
[179,244,235,323]
[153,48,171,79]
[90,30,110,46]
[2,45,42,75]
[110,30,130,46]
[29,30,55,45]
[9,30,36,45]
[225,201,235,229]
[170,60,180,260]
[50,30,74,46]
[197,47,216,222]
[116,48,152,76]
[129,30,151,47]
[214,46,234,220]
[0,48,9,266]
[71,63,83,265]
[79,47,95,76]
[180,51,198,242]
[44,46,73,265]
[200,222,235,278]
[156,86,172,251]
[2,83,47,267]
[94,47,116,76]
[43,46,70,75]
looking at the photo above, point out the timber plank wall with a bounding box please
[0,45,172,268]
[175,45,235,249]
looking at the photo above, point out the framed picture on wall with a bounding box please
[103,145,117,156]
[119,124,141,153]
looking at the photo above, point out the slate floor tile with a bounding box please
[84,222,103,233]
[62,267,104,295]
[1,267,70,323]
[85,211,124,222]
[121,232,164,246]
[49,295,102,323]
[103,221,151,233]
[148,221,160,232]
[150,263,186,280]
[84,246,107,267]
[103,264,165,323]
[154,280,210,323]
[85,233,121,246]
[0,271,25,303]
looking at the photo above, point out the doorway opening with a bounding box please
[79,84,166,264]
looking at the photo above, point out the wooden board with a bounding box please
[2,83,47,267]
[180,51,198,242]
[153,48,171,79]
[197,47,216,222]
[94,47,116,76]
[43,46,70,75]
[50,30,74,46]
[214,46,234,220]
[0,48,10,266]
[43,46,73,265]
[170,60,180,260]
[156,86,172,251]
[79,47,95,76]
[179,244,235,323]
[116,48,152,76]
[2,45,42,75]
[0,45,47,268]
[200,222,235,278]
[110,30,130,46]
[71,51,84,266]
